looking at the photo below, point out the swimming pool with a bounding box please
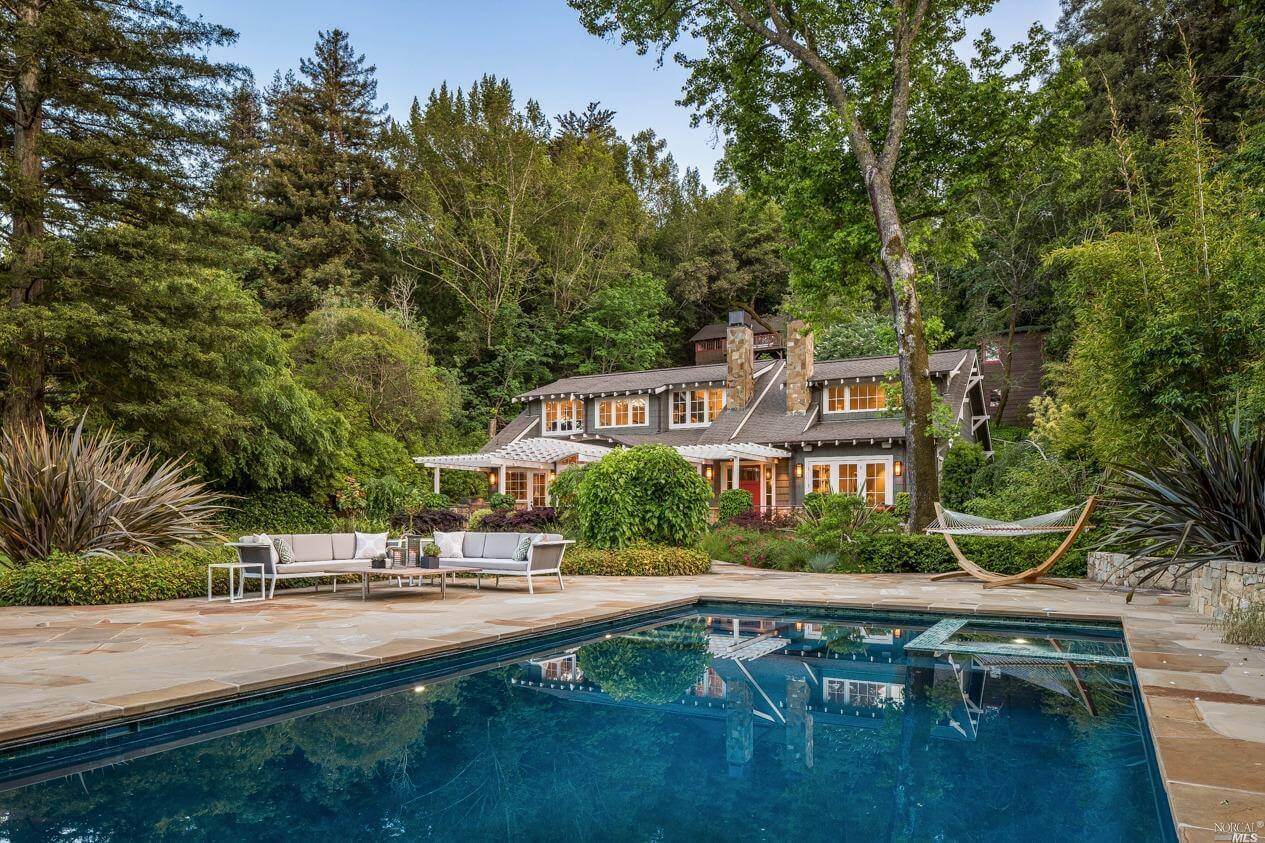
[0,603,1175,841]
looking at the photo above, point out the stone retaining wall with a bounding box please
[1189,560,1265,619]
[1086,551,1191,592]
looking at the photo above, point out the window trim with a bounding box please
[802,456,894,506]
[594,395,650,429]
[822,677,903,707]
[540,398,585,436]
[669,387,727,429]
[823,382,889,415]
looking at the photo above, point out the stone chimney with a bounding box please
[726,311,755,410]
[786,319,813,414]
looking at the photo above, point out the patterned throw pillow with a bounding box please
[353,531,388,559]
[272,537,295,565]
[512,535,534,562]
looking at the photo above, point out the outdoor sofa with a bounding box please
[430,531,573,594]
[227,533,391,598]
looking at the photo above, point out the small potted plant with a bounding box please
[370,552,388,570]
[421,542,441,568]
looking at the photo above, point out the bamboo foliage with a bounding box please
[1099,414,1265,588]
[0,418,223,565]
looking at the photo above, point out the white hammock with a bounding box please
[925,505,1084,537]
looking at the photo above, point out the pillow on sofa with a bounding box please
[434,531,465,558]
[354,531,388,559]
[272,537,295,565]
[255,534,281,565]
[512,535,534,562]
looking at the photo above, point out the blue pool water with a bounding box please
[0,605,1175,842]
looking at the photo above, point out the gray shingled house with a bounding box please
[418,315,992,511]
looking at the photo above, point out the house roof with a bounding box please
[689,315,787,343]
[513,362,774,402]
[479,411,538,453]
[810,349,972,383]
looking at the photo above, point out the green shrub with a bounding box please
[419,491,451,510]
[467,507,493,530]
[702,525,811,571]
[548,465,586,531]
[489,492,516,510]
[806,551,841,573]
[844,533,1089,577]
[222,492,335,535]
[717,488,754,522]
[0,551,225,606]
[562,544,711,576]
[798,493,901,552]
[1222,602,1265,646]
[893,492,911,521]
[941,441,988,509]
[574,445,711,549]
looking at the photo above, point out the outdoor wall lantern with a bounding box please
[705,466,714,480]
[794,463,804,479]
[548,470,556,481]
[894,460,903,477]
[488,471,498,485]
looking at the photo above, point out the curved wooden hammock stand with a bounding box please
[926,496,1097,590]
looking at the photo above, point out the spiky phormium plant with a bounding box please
[1099,414,1265,590]
[0,418,222,565]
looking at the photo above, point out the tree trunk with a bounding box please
[865,174,939,530]
[994,282,1022,425]
[5,0,47,425]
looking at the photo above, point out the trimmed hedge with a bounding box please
[845,533,1088,578]
[0,551,228,606]
[562,544,711,576]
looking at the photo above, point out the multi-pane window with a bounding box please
[823,679,899,708]
[692,667,726,698]
[824,383,889,413]
[540,655,581,682]
[542,399,584,433]
[811,464,832,493]
[531,473,548,507]
[838,463,859,496]
[804,459,892,506]
[671,388,726,427]
[506,470,528,503]
[865,463,887,508]
[596,396,648,428]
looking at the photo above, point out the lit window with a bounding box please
[531,473,547,507]
[824,383,889,413]
[811,464,832,493]
[692,667,726,698]
[822,678,901,708]
[543,399,584,434]
[826,386,847,413]
[671,388,726,427]
[596,396,648,428]
[540,655,581,682]
[838,463,859,496]
[506,470,528,503]
[865,463,887,508]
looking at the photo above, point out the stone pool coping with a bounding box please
[1,567,1261,841]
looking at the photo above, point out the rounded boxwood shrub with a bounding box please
[488,492,516,510]
[716,488,753,522]
[574,445,712,549]
[562,544,711,576]
[577,619,711,703]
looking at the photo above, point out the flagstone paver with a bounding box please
[0,564,1262,841]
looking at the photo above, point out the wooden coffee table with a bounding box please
[336,564,479,600]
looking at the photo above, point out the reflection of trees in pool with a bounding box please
[575,617,711,704]
[0,691,437,841]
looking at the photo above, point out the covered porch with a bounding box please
[674,443,793,513]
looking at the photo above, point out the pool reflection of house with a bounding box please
[513,617,990,747]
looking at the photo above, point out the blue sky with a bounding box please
[183,0,1062,184]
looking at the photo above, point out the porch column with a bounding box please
[498,465,507,495]
[769,461,777,510]
[731,456,740,491]
[432,467,441,494]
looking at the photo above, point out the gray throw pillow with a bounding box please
[272,537,295,565]
[512,535,533,562]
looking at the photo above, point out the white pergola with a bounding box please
[416,437,612,493]
[417,437,791,507]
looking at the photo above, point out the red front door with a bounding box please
[738,466,762,512]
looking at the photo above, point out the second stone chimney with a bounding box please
[725,311,755,410]
[786,319,813,414]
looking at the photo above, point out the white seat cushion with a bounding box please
[469,558,529,572]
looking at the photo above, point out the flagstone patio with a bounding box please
[0,565,1261,841]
